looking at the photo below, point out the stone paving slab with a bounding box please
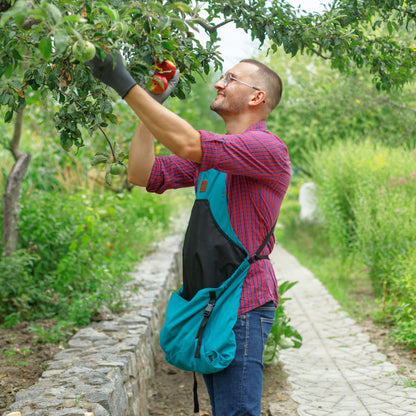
[270,245,416,416]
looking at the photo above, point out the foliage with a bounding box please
[264,280,302,366]
[205,0,416,90]
[29,321,74,344]
[0,0,415,160]
[307,141,416,347]
[384,244,416,345]
[262,47,416,171]
[309,140,416,259]
[0,0,223,167]
[0,185,183,328]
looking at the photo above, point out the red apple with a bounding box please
[149,74,168,94]
[155,59,176,80]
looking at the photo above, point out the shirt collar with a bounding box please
[245,120,267,132]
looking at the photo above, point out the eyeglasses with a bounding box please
[222,73,260,91]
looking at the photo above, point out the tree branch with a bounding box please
[9,108,24,160]
[191,17,233,34]
[328,0,340,13]
[382,98,416,113]
[87,173,134,193]
[310,48,333,60]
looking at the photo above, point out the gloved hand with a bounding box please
[86,52,137,98]
[146,69,180,104]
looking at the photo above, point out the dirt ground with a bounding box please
[147,344,297,416]
[0,320,66,413]
[1,317,415,415]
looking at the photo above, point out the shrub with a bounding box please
[0,186,182,327]
[380,243,416,347]
[309,140,416,346]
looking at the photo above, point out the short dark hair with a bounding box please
[240,59,283,111]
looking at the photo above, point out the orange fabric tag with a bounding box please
[200,179,208,193]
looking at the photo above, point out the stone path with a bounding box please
[269,245,416,416]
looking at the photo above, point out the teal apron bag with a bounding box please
[160,168,274,375]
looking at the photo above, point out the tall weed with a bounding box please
[386,244,416,346]
[309,141,416,346]
[354,177,416,292]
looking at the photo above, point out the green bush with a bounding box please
[308,140,416,346]
[353,176,416,291]
[0,249,40,326]
[0,186,183,328]
[309,141,416,256]
[376,241,416,346]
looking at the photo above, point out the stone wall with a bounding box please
[3,232,184,416]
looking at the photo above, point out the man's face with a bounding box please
[210,62,259,117]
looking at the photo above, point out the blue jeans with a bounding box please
[203,302,276,416]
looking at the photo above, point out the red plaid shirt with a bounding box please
[147,120,291,313]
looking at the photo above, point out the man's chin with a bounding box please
[210,102,220,113]
[210,95,223,110]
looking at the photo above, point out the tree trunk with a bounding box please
[1,108,30,256]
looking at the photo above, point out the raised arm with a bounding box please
[124,85,202,163]
[86,52,202,163]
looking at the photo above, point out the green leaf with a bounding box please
[0,92,9,105]
[39,37,53,60]
[158,15,171,31]
[101,100,112,114]
[5,65,14,78]
[4,110,13,123]
[54,29,70,54]
[172,2,193,14]
[105,171,112,185]
[162,40,174,51]
[60,130,73,151]
[91,154,108,166]
[95,2,119,21]
[45,2,62,25]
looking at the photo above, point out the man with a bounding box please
[88,53,291,415]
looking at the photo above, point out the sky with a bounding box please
[206,1,330,70]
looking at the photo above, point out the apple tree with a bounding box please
[1,0,415,255]
[0,0,223,254]
[1,0,414,152]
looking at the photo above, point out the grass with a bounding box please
[276,140,416,351]
[277,218,377,321]
[276,174,380,325]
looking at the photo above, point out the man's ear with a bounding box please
[248,90,266,107]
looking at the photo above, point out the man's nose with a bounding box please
[215,76,226,89]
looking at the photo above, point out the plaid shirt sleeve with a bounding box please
[146,154,198,194]
[198,121,290,190]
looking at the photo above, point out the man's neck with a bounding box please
[223,114,264,135]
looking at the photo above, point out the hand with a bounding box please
[146,69,180,104]
[86,52,137,98]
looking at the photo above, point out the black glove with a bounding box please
[145,69,180,104]
[86,52,137,99]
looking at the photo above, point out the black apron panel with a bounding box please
[182,199,247,300]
